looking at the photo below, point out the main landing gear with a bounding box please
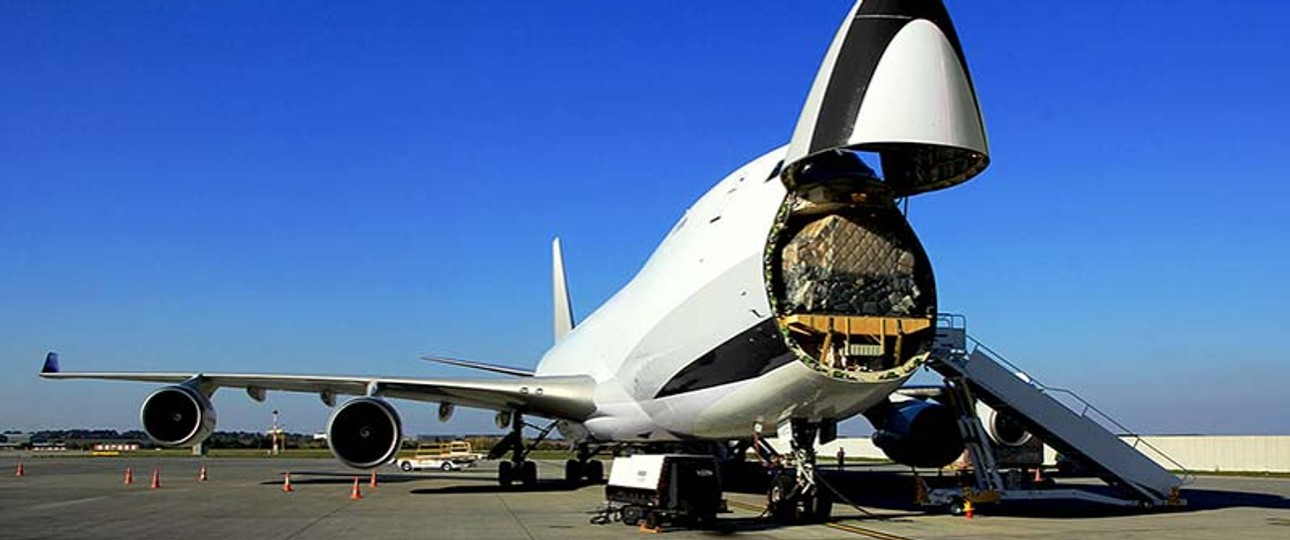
[764,420,833,523]
[564,443,604,485]
[492,412,558,488]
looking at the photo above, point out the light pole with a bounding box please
[270,410,282,456]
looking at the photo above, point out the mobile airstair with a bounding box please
[923,315,1191,509]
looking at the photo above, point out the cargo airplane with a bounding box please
[40,0,996,521]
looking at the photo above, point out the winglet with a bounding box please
[41,352,61,374]
[552,237,575,342]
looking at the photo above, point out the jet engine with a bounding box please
[326,397,403,469]
[979,403,1033,447]
[865,398,963,468]
[139,385,217,447]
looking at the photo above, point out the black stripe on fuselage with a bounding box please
[653,319,795,399]
[810,0,972,155]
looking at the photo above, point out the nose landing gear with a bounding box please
[762,420,834,523]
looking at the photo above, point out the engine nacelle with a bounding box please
[978,402,1033,447]
[326,397,403,469]
[139,385,217,447]
[866,398,963,468]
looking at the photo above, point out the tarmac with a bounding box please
[1,454,1288,539]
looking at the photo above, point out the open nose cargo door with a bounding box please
[782,0,989,195]
[766,0,990,382]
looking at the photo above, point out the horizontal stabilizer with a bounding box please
[419,356,534,377]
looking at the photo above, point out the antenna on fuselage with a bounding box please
[552,237,575,342]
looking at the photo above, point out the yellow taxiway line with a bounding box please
[726,499,917,540]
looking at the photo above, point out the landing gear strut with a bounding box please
[492,412,558,488]
[765,420,833,522]
[563,443,604,485]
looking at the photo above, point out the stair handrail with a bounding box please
[964,334,1195,486]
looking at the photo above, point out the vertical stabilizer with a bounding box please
[552,237,575,342]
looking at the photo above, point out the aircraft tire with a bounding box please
[400,461,413,472]
[565,459,583,483]
[520,460,538,485]
[808,492,833,522]
[585,460,604,484]
[499,461,515,487]
[767,472,797,521]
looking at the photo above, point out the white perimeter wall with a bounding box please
[1122,435,1290,474]
[760,435,1290,473]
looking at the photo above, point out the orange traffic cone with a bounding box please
[369,471,379,488]
[199,465,208,482]
[14,459,24,477]
[963,499,974,520]
[282,472,294,493]
[150,468,162,489]
[123,467,134,486]
[349,477,363,500]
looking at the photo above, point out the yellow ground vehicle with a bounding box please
[395,441,479,472]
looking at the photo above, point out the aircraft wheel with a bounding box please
[565,459,583,484]
[768,476,789,523]
[498,461,515,487]
[441,462,454,472]
[400,461,413,472]
[767,472,800,521]
[585,460,604,483]
[520,460,538,486]
[808,492,833,522]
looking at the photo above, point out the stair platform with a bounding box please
[922,315,1189,509]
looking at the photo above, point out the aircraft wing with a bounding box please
[38,353,596,421]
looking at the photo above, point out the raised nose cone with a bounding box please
[784,0,988,196]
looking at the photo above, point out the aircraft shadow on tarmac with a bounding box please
[1178,487,1290,512]
[260,466,1290,517]
[951,486,1290,519]
[409,478,589,494]
[726,467,1290,519]
[257,472,448,486]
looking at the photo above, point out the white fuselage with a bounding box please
[535,146,912,442]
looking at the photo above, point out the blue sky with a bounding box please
[2,1,1287,437]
